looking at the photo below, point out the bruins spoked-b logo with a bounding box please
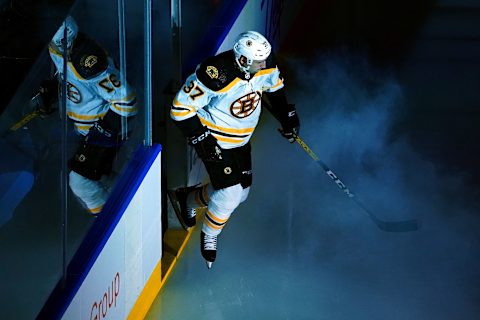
[230,91,261,118]
[67,82,82,104]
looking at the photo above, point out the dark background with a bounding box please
[1,1,479,318]
[280,0,480,189]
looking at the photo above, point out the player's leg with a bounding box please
[69,171,109,216]
[201,183,243,268]
[175,183,213,228]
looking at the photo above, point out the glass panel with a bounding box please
[181,0,226,74]
[0,0,149,317]
[0,9,70,320]
[64,0,146,273]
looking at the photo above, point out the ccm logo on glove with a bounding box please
[190,130,211,145]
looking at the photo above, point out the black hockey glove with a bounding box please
[86,121,120,148]
[188,126,223,162]
[279,104,300,143]
[30,79,58,115]
[68,120,120,180]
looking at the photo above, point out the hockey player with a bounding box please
[48,16,137,215]
[171,31,300,268]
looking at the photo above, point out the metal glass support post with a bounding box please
[171,0,182,89]
[144,0,153,146]
[117,0,129,140]
[60,22,69,288]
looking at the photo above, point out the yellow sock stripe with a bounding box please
[89,205,103,214]
[204,211,227,230]
[204,218,224,230]
[206,210,228,224]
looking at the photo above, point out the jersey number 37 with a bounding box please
[183,80,205,101]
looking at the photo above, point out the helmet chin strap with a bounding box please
[235,56,252,79]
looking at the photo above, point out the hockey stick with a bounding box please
[293,133,419,232]
[2,90,56,138]
[7,109,40,133]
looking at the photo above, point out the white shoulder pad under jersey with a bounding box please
[171,50,284,149]
[49,34,137,135]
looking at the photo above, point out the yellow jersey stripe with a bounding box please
[68,111,106,120]
[171,109,195,118]
[68,62,85,80]
[112,103,137,113]
[198,116,254,134]
[216,78,242,93]
[173,97,196,111]
[111,93,137,103]
[270,78,284,90]
[48,47,85,80]
[48,46,61,56]
[74,123,93,131]
[254,67,277,77]
[211,134,245,144]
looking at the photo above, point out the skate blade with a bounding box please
[206,261,213,269]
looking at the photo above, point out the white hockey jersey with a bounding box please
[171,50,284,149]
[49,34,137,135]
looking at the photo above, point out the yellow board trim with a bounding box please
[127,260,162,320]
[127,227,194,320]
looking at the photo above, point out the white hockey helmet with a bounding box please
[51,16,78,52]
[233,31,271,73]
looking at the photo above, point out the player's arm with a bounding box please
[71,35,137,122]
[172,68,245,190]
[68,36,135,180]
[263,87,300,143]
[171,75,222,162]
[68,111,122,181]
[94,64,138,119]
[72,70,136,180]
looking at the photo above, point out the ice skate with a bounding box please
[174,186,198,229]
[201,231,217,269]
